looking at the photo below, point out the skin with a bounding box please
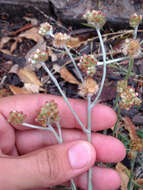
[0,94,126,190]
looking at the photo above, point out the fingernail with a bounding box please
[68,142,92,169]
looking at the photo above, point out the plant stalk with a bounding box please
[87,95,92,190]
[125,58,134,81]
[41,62,89,134]
[64,44,84,83]
[91,28,107,108]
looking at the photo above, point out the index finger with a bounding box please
[0,94,117,131]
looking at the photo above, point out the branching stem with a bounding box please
[91,28,107,108]
[40,62,89,134]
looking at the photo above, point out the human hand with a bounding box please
[0,94,126,190]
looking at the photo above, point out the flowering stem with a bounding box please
[87,95,92,190]
[97,57,129,66]
[133,25,138,40]
[91,27,107,108]
[22,122,61,143]
[55,122,63,144]
[40,62,89,134]
[55,123,77,190]
[125,58,134,81]
[64,44,84,83]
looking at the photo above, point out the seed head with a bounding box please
[129,13,142,28]
[78,54,97,77]
[83,10,106,28]
[78,77,99,97]
[36,100,60,127]
[39,22,53,36]
[8,111,27,126]
[53,32,71,48]
[122,38,141,58]
[28,49,48,64]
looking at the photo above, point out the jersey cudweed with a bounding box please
[83,10,106,28]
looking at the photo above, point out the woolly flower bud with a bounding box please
[117,80,142,110]
[8,111,27,126]
[122,38,141,58]
[39,22,53,36]
[28,49,48,64]
[83,10,106,28]
[129,13,142,28]
[36,100,59,127]
[53,32,71,48]
[78,77,99,97]
[78,54,97,77]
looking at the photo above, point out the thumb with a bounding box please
[0,140,96,190]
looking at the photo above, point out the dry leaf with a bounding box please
[9,85,30,95]
[47,47,57,62]
[19,27,43,42]
[18,67,42,86]
[136,178,143,186]
[116,162,129,190]
[123,117,143,158]
[0,37,10,49]
[60,67,80,85]
[24,83,40,93]
[123,117,139,141]
[67,37,81,48]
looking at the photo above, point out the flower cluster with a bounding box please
[28,49,48,64]
[117,80,141,110]
[78,54,97,77]
[8,111,27,126]
[39,22,53,36]
[53,32,71,48]
[78,77,99,97]
[83,10,106,28]
[36,100,60,127]
[129,13,142,28]
[122,38,141,58]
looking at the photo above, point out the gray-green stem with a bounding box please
[125,58,134,81]
[97,57,129,66]
[87,95,92,190]
[40,62,89,134]
[133,25,138,39]
[64,44,84,83]
[22,122,61,143]
[91,27,107,108]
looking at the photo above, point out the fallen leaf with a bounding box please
[67,37,81,48]
[0,37,10,49]
[60,67,80,85]
[9,85,30,95]
[136,178,143,186]
[116,162,129,190]
[123,117,143,158]
[24,83,40,93]
[18,67,42,86]
[19,27,43,42]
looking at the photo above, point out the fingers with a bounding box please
[76,167,121,190]
[0,94,117,131]
[0,141,95,190]
[16,129,126,163]
[0,113,15,154]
